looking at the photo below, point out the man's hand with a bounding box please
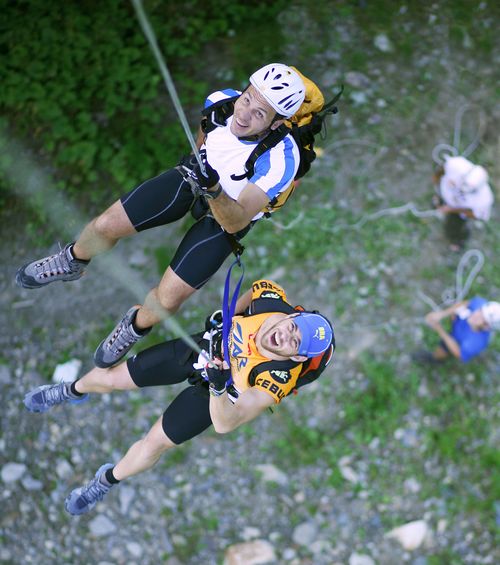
[206,361,231,397]
[192,150,220,190]
[425,311,442,328]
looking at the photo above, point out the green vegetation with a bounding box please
[2,1,499,562]
[0,0,288,218]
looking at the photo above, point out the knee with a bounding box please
[142,427,176,457]
[93,210,120,239]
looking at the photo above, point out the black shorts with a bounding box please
[127,333,213,445]
[120,168,251,289]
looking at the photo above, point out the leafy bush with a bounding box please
[0,0,287,215]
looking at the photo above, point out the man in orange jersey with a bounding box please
[24,279,334,516]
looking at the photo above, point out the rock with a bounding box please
[292,521,317,546]
[0,364,11,385]
[56,458,73,479]
[22,475,44,491]
[350,91,368,106]
[345,71,371,88]
[119,484,136,514]
[126,541,143,558]
[164,558,184,565]
[1,462,27,483]
[349,553,375,565]
[255,464,288,486]
[412,557,428,565]
[88,514,117,537]
[129,249,149,268]
[374,33,393,52]
[52,359,82,383]
[224,540,276,565]
[404,477,421,493]
[386,519,429,550]
[282,547,297,560]
[338,457,359,484]
[241,526,261,541]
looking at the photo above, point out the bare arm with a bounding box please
[234,288,253,314]
[431,323,461,358]
[425,301,468,360]
[438,205,475,218]
[207,182,270,234]
[425,301,468,325]
[209,387,275,434]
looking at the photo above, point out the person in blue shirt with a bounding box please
[414,297,499,363]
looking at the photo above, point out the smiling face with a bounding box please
[256,313,305,361]
[230,85,281,138]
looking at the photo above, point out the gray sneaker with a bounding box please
[65,463,114,515]
[24,382,89,413]
[94,306,150,368]
[16,243,89,289]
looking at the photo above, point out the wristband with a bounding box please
[203,183,223,200]
[209,383,227,397]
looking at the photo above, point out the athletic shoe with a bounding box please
[65,463,114,516]
[16,243,89,289]
[24,382,89,413]
[94,306,150,368]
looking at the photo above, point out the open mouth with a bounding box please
[271,331,279,347]
[234,116,248,129]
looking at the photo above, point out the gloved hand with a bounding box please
[192,150,220,190]
[206,364,231,396]
[205,309,223,332]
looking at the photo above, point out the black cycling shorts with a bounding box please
[127,333,213,445]
[120,168,251,289]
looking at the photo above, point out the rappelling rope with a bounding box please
[416,248,485,311]
[432,103,487,166]
[131,0,205,173]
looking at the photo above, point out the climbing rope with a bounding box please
[131,0,205,173]
[417,249,485,311]
[432,103,487,166]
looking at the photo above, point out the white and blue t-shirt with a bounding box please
[202,89,300,221]
[451,296,491,362]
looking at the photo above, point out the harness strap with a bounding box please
[222,257,245,386]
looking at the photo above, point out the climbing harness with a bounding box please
[221,256,245,386]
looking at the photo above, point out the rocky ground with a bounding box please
[1,3,499,565]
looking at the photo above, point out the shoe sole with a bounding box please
[24,392,89,413]
[15,269,84,289]
[93,306,144,369]
[64,463,114,516]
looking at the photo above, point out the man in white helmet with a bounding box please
[16,64,306,368]
[413,297,499,364]
[433,155,494,249]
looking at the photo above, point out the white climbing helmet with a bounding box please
[249,63,305,118]
[444,156,488,193]
[481,301,500,330]
[463,164,488,192]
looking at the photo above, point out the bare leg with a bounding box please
[134,267,197,330]
[73,200,136,260]
[112,415,176,481]
[432,345,449,361]
[74,362,138,395]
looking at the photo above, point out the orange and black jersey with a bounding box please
[227,279,303,403]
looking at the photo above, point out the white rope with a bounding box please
[318,201,441,234]
[417,249,485,311]
[131,0,205,173]
[432,104,487,166]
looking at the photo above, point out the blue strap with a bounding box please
[222,256,245,386]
